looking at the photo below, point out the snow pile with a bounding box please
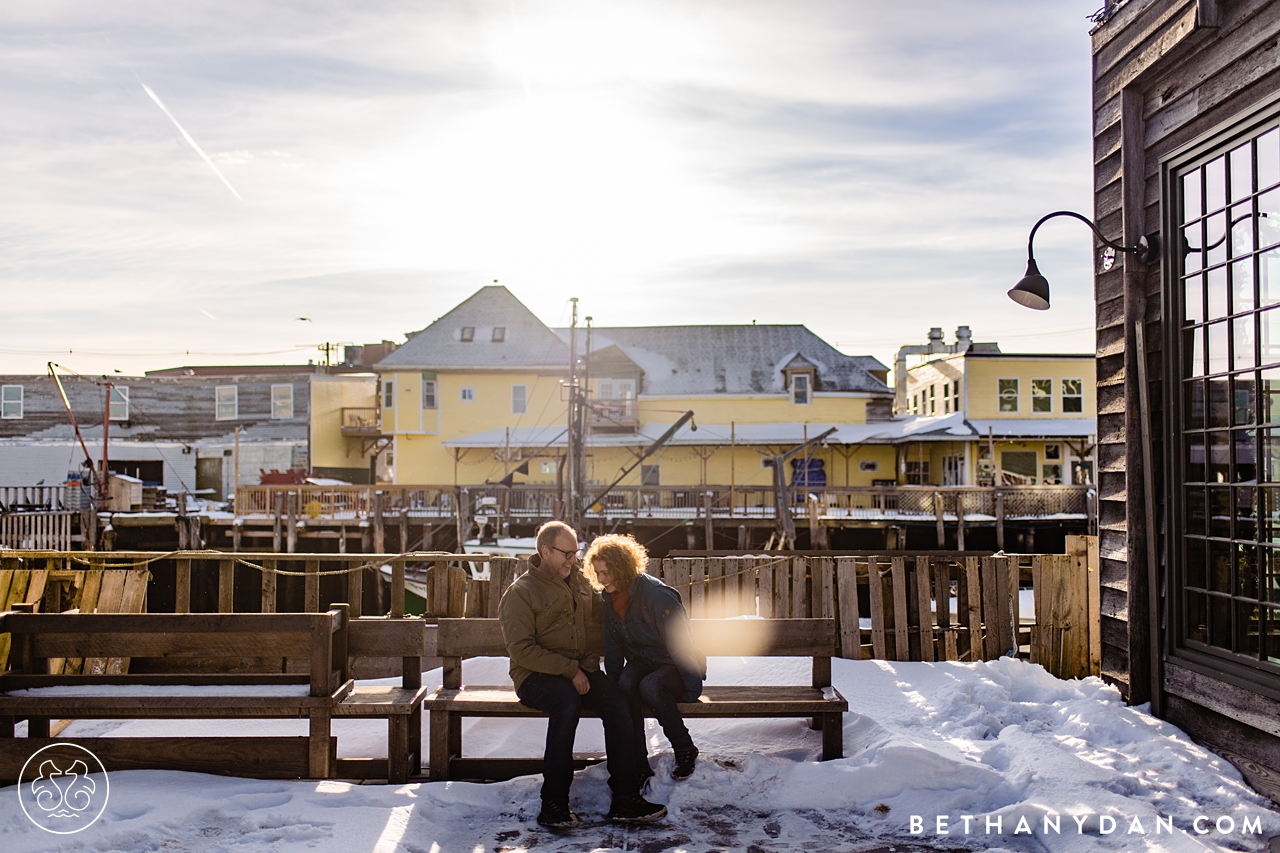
[1,656,1277,852]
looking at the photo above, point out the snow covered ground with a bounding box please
[3,655,1279,852]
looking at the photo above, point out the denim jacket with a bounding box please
[602,573,706,701]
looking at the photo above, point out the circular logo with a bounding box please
[17,743,110,834]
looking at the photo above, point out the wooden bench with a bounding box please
[424,617,847,782]
[0,605,430,783]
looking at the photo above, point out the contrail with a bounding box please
[141,83,242,201]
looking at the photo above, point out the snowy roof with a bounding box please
[559,325,890,396]
[967,418,1096,438]
[376,285,570,370]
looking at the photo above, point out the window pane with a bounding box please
[1263,306,1280,366]
[1210,595,1232,648]
[1208,265,1228,319]
[1231,202,1255,258]
[1185,275,1203,324]
[1186,379,1206,429]
[1234,314,1256,371]
[1207,211,1228,267]
[1237,602,1261,658]
[1210,321,1230,374]
[1262,189,1280,249]
[1183,168,1203,220]
[1264,429,1280,482]
[1233,258,1255,313]
[1234,376,1256,426]
[1208,377,1230,427]
[1237,428,1258,482]
[1187,433,1206,481]
[1268,550,1280,605]
[1031,379,1051,412]
[1263,369,1280,424]
[1267,608,1280,662]
[1210,486,1231,537]
[1185,222,1204,274]
[1187,590,1208,642]
[1209,432,1230,482]
[1186,326,1205,377]
[1210,540,1233,594]
[1206,155,1227,211]
[1237,545,1260,600]
[1238,485,1258,540]
[1187,487,1207,537]
[271,385,292,419]
[1230,141,1254,202]
[1260,128,1280,191]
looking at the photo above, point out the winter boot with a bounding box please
[607,794,667,823]
[536,801,580,829]
[672,745,698,780]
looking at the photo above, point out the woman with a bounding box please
[584,534,706,781]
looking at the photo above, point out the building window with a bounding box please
[1042,464,1063,484]
[791,374,810,405]
[216,385,238,420]
[943,382,951,414]
[1031,378,1052,413]
[109,386,129,421]
[953,379,960,402]
[1000,450,1037,485]
[1062,378,1084,412]
[271,384,293,419]
[383,381,394,409]
[421,375,437,409]
[998,378,1019,412]
[1044,443,1062,461]
[905,460,929,485]
[641,464,660,485]
[492,326,506,342]
[858,460,879,473]
[460,387,475,402]
[1171,103,1280,670]
[512,384,527,414]
[911,393,918,414]
[929,385,936,415]
[540,460,556,475]
[460,326,475,342]
[1,385,22,419]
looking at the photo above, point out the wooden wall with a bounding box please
[1092,0,1280,803]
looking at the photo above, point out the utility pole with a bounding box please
[565,298,579,528]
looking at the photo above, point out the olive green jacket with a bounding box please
[498,555,604,692]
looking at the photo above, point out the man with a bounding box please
[498,520,667,828]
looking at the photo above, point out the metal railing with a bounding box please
[234,483,1094,521]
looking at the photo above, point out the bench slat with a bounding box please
[334,685,429,716]
[0,673,310,690]
[347,619,426,658]
[436,618,837,658]
[426,684,846,716]
[29,632,316,659]
[4,612,335,634]
[0,737,328,782]
[0,694,334,716]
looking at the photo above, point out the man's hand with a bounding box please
[572,670,590,695]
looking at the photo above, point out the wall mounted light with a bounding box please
[1009,210,1158,310]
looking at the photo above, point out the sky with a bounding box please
[1,1,1105,378]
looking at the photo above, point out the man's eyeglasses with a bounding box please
[546,544,579,560]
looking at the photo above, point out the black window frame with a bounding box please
[1163,90,1280,685]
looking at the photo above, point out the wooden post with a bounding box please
[934,492,946,548]
[373,491,386,555]
[305,558,320,612]
[703,492,714,553]
[399,506,410,552]
[995,491,1005,552]
[339,524,347,555]
[890,557,909,662]
[836,557,861,659]
[963,556,981,661]
[390,559,406,618]
[737,524,748,550]
[261,558,277,613]
[273,491,285,553]
[175,558,192,614]
[176,494,189,550]
[956,493,966,551]
[232,520,242,552]
[218,558,234,613]
[287,491,299,554]
[868,559,887,660]
[347,558,363,619]
[914,556,934,662]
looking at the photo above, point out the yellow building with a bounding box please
[896,327,1096,486]
[373,286,897,490]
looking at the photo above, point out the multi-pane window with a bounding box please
[460,387,475,402]
[1175,109,1280,669]
[421,375,437,409]
[1031,378,1052,413]
[383,380,394,409]
[512,384,527,414]
[791,374,810,405]
[1,385,22,419]
[912,394,919,414]
[943,382,951,414]
[1043,444,1062,485]
[1062,378,1084,413]
[905,460,929,485]
[109,386,129,421]
[998,378,1019,412]
[216,386,238,420]
[929,385,936,415]
[271,384,293,419]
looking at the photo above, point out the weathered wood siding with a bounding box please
[1093,0,1280,803]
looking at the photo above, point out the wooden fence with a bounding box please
[1,537,1100,680]
[0,512,74,550]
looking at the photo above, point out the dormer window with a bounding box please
[492,326,506,342]
[791,373,811,405]
[460,326,475,342]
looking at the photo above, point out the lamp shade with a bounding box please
[1008,259,1050,310]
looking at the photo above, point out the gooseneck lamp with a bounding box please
[1009,210,1157,310]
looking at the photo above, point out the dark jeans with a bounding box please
[618,662,693,768]
[516,670,639,807]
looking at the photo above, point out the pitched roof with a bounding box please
[376,286,570,370]
[565,326,890,396]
